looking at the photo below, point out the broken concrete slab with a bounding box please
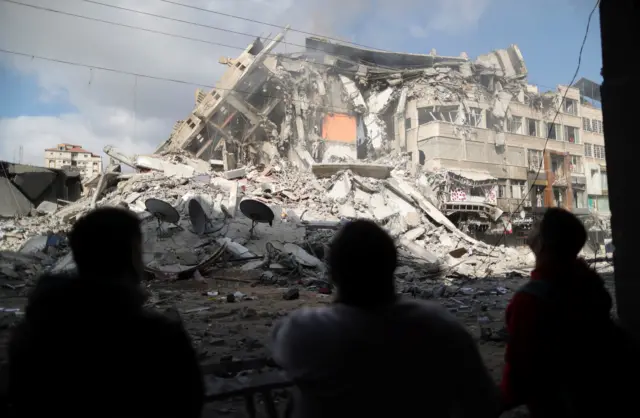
[283,243,324,270]
[36,201,58,215]
[403,227,426,241]
[397,237,439,264]
[327,174,352,202]
[223,167,247,180]
[312,163,392,179]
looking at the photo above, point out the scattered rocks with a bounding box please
[282,288,300,301]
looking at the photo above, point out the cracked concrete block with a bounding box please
[224,167,247,180]
[328,175,351,202]
[339,204,357,219]
[403,227,426,241]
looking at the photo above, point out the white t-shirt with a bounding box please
[271,297,500,418]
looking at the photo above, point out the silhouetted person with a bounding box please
[271,220,499,418]
[500,208,633,417]
[7,207,204,418]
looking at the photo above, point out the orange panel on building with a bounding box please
[322,114,357,143]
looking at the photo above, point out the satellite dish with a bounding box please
[145,198,181,238]
[189,199,208,235]
[145,198,180,224]
[239,198,274,238]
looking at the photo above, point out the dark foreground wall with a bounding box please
[0,161,82,218]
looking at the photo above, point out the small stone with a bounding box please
[226,294,236,303]
[283,288,300,301]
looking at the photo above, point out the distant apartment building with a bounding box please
[44,143,103,178]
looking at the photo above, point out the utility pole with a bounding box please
[599,0,640,337]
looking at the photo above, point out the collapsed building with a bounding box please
[140,30,605,242]
[2,30,613,292]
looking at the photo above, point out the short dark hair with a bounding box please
[328,220,397,308]
[539,207,587,259]
[69,207,142,279]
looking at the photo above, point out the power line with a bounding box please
[0,47,355,113]
[1,0,284,53]
[156,0,390,52]
[476,0,601,278]
[2,0,367,74]
[79,0,309,51]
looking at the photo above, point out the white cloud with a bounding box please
[0,0,492,166]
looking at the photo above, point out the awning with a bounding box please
[448,170,495,182]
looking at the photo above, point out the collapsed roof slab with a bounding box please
[305,37,467,69]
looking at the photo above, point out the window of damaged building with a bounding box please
[498,179,508,199]
[563,98,578,115]
[528,149,543,171]
[570,155,583,174]
[545,122,560,140]
[593,144,606,160]
[417,106,459,125]
[601,169,608,191]
[573,189,587,209]
[511,180,526,200]
[527,118,539,137]
[585,143,593,157]
[508,116,523,134]
[564,125,580,144]
[551,154,566,180]
[467,107,483,127]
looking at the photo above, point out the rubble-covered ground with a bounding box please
[0,152,614,417]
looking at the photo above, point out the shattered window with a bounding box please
[545,123,559,140]
[509,116,523,134]
[582,117,592,132]
[418,108,436,125]
[467,107,483,127]
[594,145,606,160]
[526,118,538,137]
[564,126,579,144]
[585,143,593,157]
[570,155,583,173]
[528,149,543,171]
[511,180,526,199]
[563,98,578,115]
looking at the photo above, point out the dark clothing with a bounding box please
[272,297,500,418]
[501,259,623,417]
[7,273,204,418]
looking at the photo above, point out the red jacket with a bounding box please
[500,260,613,416]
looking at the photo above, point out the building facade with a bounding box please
[581,104,608,213]
[44,143,103,178]
[400,83,599,219]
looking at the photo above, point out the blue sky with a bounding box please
[0,67,77,117]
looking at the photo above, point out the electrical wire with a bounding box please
[476,0,601,278]
[155,0,391,52]
[0,47,356,114]
[3,0,400,74]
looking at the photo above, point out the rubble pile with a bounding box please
[1,148,539,297]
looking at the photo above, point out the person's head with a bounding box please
[328,220,397,309]
[69,207,144,283]
[528,207,587,265]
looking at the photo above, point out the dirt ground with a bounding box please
[0,270,615,417]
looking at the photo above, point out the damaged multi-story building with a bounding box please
[149,28,607,240]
